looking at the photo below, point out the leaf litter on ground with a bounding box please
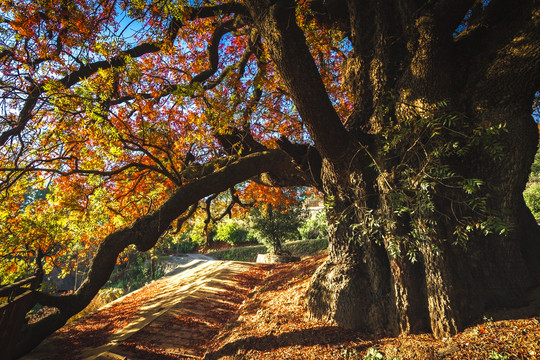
[33,253,539,360]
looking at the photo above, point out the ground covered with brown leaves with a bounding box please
[31,254,539,360]
[204,254,540,360]
[31,262,265,360]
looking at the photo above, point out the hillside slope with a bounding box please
[205,254,540,360]
[21,253,539,360]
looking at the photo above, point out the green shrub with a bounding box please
[176,240,197,254]
[299,210,328,240]
[214,219,250,245]
[285,238,328,255]
[250,205,304,254]
[524,184,540,219]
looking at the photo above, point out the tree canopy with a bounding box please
[0,0,539,356]
[0,1,325,281]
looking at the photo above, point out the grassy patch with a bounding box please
[285,238,328,255]
[206,238,328,262]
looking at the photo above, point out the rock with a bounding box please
[256,253,301,264]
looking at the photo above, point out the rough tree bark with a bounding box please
[246,0,540,338]
[8,1,540,357]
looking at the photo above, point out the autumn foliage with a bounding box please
[0,1,342,282]
[1,0,540,357]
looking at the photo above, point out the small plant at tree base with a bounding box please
[363,347,400,360]
[489,351,508,360]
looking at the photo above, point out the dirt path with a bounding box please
[21,258,264,360]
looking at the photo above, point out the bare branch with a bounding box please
[245,1,350,161]
[190,18,247,85]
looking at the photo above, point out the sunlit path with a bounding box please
[21,258,264,360]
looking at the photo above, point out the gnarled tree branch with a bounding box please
[17,149,296,356]
[245,0,350,161]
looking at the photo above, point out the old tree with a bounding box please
[1,0,539,354]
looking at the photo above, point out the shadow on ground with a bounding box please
[203,326,375,360]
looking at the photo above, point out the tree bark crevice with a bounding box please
[298,0,540,338]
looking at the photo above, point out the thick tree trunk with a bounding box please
[307,133,539,338]
[247,0,540,338]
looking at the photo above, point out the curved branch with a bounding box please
[171,203,198,234]
[17,149,296,356]
[214,127,322,187]
[0,86,41,147]
[215,187,249,220]
[202,193,218,248]
[204,35,257,91]
[190,18,246,85]
[245,1,350,161]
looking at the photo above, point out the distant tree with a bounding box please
[214,219,251,245]
[250,205,304,254]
